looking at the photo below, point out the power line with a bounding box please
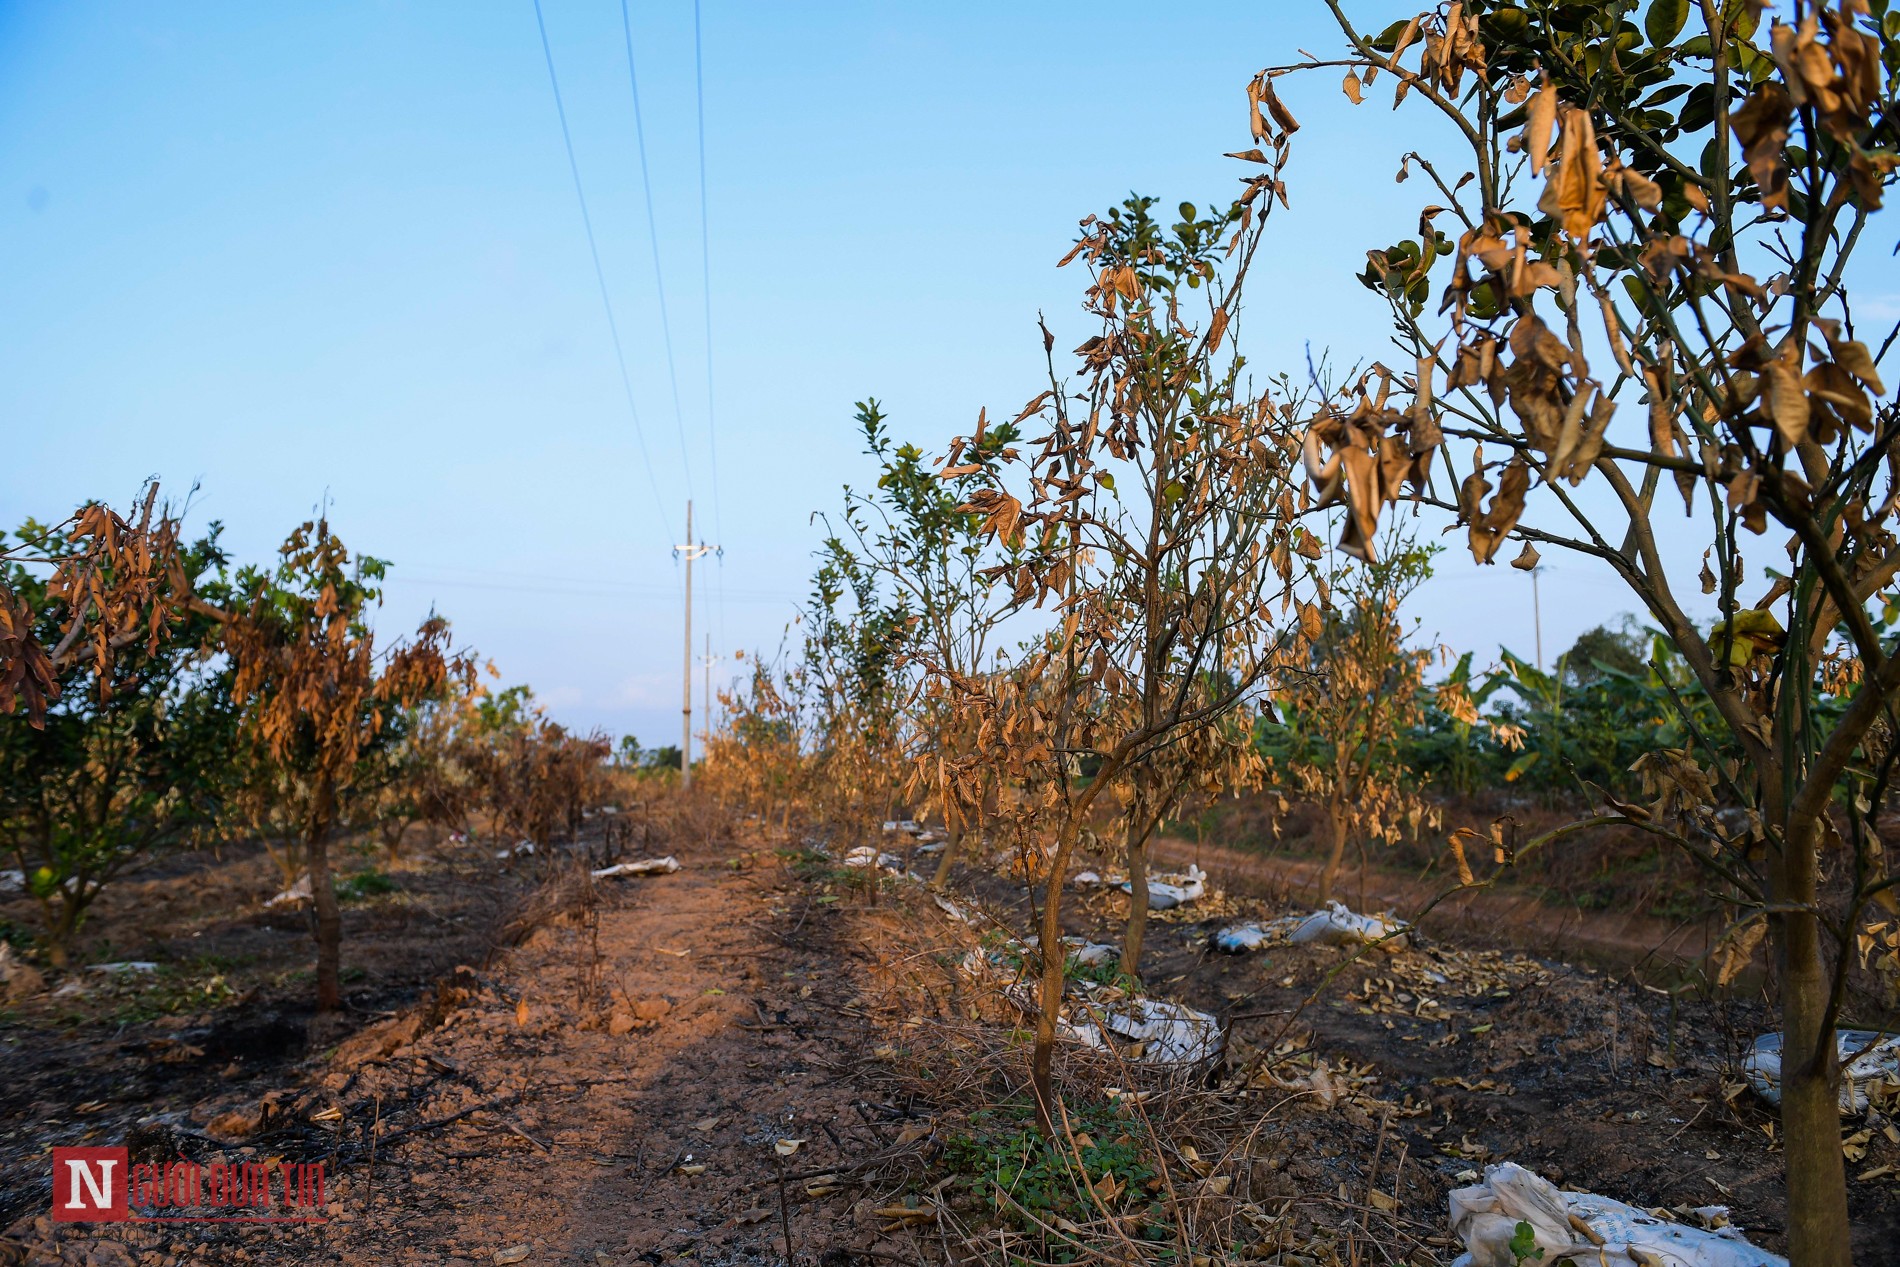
[619,0,694,495]
[531,0,674,546]
[693,0,729,659]
[693,0,722,542]
[385,570,798,604]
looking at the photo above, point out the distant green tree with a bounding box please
[827,399,1022,881]
[1260,531,1439,903]
[1562,617,1647,685]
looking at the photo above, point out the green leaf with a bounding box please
[1370,17,1412,51]
[1509,1220,1546,1265]
[1504,751,1541,782]
[1645,0,1689,47]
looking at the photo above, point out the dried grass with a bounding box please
[829,885,1441,1267]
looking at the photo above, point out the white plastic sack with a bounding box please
[1088,993,1222,1065]
[591,856,680,878]
[1290,900,1411,952]
[933,893,979,926]
[841,846,905,873]
[1121,864,1206,911]
[953,931,1218,1066]
[1065,940,1120,968]
[1213,915,1306,953]
[1743,1028,1900,1112]
[265,874,313,908]
[1214,924,1269,953]
[1449,1162,1784,1267]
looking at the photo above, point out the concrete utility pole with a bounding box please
[1532,564,1544,672]
[674,500,719,789]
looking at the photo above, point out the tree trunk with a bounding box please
[308,775,343,1013]
[44,900,74,970]
[930,819,962,889]
[381,819,407,866]
[1773,814,1852,1267]
[1032,807,1090,1136]
[1122,811,1151,978]
[1318,797,1349,905]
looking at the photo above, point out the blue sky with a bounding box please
[2,2,1872,745]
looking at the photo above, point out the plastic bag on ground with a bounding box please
[933,893,978,926]
[1214,924,1268,953]
[1290,900,1411,952]
[1212,915,1306,953]
[1743,1028,1900,1112]
[1084,992,1222,1065]
[952,933,1218,1066]
[265,874,313,908]
[591,856,680,878]
[1015,978,1220,1066]
[841,846,906,873]
[959,946,1017,983]
[1064,939,1120,968]
[1119,864,1206,910]
[1449,1162,1784,1267]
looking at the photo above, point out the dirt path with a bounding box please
[9,827,1893,1267]
[11,842,919,1267]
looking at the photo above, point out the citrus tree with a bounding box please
[945,160,1315,1120]
[1261,529,1439,904]
[1273,3,1900,1258]
[827,400,1022,883]
[0,495,236,964]
[225,518,473,1012]
[1,483,206,728]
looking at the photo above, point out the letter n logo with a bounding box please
[52,1147,128,1222]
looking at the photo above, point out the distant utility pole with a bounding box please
[1527,566,1542,672]
[673,499,719,790]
